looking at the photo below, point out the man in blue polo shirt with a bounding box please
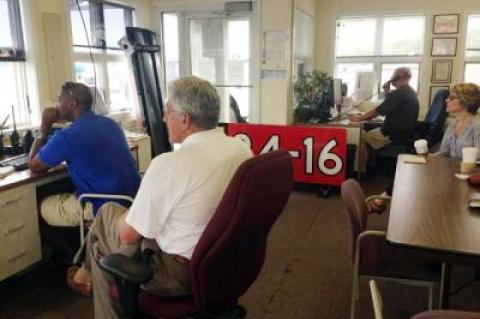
[29,81,141,226]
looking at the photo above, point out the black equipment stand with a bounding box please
[125,27,171,156]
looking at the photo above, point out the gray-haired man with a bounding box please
[72,76,252,319]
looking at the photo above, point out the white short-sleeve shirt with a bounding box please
[125,128,252,259]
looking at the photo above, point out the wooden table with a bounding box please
[387,155,480,255]
[387,154,480,308]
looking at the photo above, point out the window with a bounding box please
[70,0,134,113]
[162,13,181,85]
[335,15,425,101]
[0,0,29,126]
[293,9,314,78]
[465,15,480,84]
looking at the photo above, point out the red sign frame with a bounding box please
[227,123,347,186]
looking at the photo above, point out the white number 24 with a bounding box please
[234,134,343,176]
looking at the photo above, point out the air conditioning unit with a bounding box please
[225,1,253,13]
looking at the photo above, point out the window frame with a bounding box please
[70,0,135,114]
[0,0,25,61]
[0,0,31,127]
[464,14,480,84]
[334,14,425,99]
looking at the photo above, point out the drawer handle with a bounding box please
[7,250,27,262]
[4,223,25,236]
[0,198,20,208]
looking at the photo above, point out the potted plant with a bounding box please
[293,70,332,122]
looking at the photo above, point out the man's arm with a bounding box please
[28,108,59,172]
[118,215,142,245]
[348,108,379,122]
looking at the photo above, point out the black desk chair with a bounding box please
[415,88,449,149]
[229,95,247,123]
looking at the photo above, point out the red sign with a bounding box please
[227,123,347,186]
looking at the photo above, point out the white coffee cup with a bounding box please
[414,139,428,155]
[462,147,478,163]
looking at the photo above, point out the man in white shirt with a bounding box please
[73,76,252,319]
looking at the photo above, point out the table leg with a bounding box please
[439,262,452,309]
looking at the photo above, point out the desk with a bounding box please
[387,155,480,307]
[301,117,383,172]
[387,155,480,255]
[0,166,68,281]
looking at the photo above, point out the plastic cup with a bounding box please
[414,139,428,155]
[461,161,476,174]
[462,147,478,163]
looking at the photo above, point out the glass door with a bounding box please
[188,15,252,122]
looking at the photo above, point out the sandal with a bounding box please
[66,265,92,297]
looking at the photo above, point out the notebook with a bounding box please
[0,166,15,178]
[402,155,427,164]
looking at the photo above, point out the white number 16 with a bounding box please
[303,138,342,176]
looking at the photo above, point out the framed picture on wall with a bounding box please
[431,59,452,83]
[433,14,460,34]
[429,86,450,105]
[431,38,457,56]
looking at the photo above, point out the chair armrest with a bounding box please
[99,253,153,285]
[78,193,134,205]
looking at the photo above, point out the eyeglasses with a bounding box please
[447,94,459,100]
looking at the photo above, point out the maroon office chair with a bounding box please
[411,310,480,319]
[100,150,294,318]
[341,179,442,319]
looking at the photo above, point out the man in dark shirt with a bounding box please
[29,81,141,226]
[349,67,419,169]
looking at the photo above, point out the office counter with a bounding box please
[300,117,383,172]
[0,138,150,282]
[0,167,68,281]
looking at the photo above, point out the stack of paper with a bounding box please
[0,166,15,178]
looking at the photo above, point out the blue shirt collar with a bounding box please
[76,109,96,121]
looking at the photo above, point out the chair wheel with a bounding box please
[317,186,332,198]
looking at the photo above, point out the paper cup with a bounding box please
[462,147,478,163]
[414,139,428,155]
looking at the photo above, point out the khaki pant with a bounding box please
[40,193,93,226]
[84,202,191,319]
[364,128,392,150]
[359,128,392,171]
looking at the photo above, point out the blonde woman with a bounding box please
[437,83,480,159]
[368,82,480,213]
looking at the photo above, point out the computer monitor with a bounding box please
[333,79,342,106]
[312,80,334,122]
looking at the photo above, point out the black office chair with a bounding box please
[415,88,449,149]
[229,95,247,123]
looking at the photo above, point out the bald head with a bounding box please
[391,67,412,88]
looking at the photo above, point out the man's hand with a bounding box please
[40,107,59,135]
[118,214,142,245]
[382,81,391,95]
[348,115,362,122]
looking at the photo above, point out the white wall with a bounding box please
[259,0,294,124]
[315,0,480,117]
